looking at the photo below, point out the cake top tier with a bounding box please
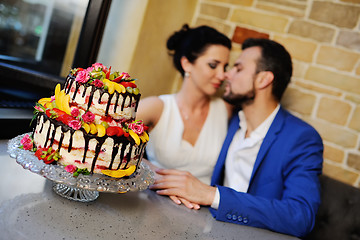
[70,62,139,95]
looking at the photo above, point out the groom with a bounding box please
[150,38,323,238]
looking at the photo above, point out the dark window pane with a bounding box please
[0,0,88,76]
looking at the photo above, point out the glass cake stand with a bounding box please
[8,133,155,202]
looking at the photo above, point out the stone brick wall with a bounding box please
[192,0,360,187]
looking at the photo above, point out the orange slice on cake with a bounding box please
[101,165,136,178]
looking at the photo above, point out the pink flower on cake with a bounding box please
[92,63,107,71]
[34,106,45,112]
[129,121,144,135]
[92,79,104,88]
[75,70,90,83]
[51,95,55,101]
[69,119,82,130]
[71,108,80,118]
[20,134,33,150]
[86,67,94,72]
[82,111,95,123]
[121,72,130,79]
[65,165,77,173]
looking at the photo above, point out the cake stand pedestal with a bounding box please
[52,183,100,202]
[8,133,154,202]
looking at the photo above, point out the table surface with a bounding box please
[0,139,298,240]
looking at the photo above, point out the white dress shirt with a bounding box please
[211,105,280,209]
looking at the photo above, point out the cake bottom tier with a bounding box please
[33,114,147,174]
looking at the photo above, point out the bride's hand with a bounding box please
[169,195,200,210]
[150,168,216,206]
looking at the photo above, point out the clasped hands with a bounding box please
[149,168,216,210]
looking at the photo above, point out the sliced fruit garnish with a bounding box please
[112,74,124,83]
[139,135,146,143]
[121,82,137,88]
[96,124,106,137]
[52,108,66,116]
[126,87,133,94]
[116,128,124,137]
[57,114,74,125]
[114,82,126,93]
[45,109,56,118]
[128,129,140,145]
[38,97,52,106]
[55,84,62,108]
[133,88,139,95]
[89,123,97,134]
[139,131,149,143]
[106,126,119,136]
[107,83,115,94]
[44,101,53,109]
[101,121,109,129]
[55,84,61,98]
[101,165,136,178]
[62,94,71,114]
[105,66,111,79]
[55,89,66,111]
[82,123,90,133]
[142,131,149,141]
[103,79,115,94]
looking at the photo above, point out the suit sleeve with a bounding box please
[211,126,323,238]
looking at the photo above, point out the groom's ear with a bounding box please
[256,71,274,89]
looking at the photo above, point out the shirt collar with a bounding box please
[238,104,280,140]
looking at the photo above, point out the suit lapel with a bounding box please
[248,107,286,187]
[211,113,240,186]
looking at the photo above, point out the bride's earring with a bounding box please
[184,72,190,78]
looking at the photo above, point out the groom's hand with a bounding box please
[149,169,216,206]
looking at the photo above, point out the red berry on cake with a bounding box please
[106,126,119,136]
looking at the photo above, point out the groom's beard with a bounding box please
[223,82,255,108]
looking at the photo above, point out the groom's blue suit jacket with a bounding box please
[210,106,323,238]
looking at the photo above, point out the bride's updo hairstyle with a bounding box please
[167,24,231,77]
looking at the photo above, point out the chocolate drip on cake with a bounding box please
[121,95,126,111]
[67,128,75,152]
[44,118,52,148]
[82,133,90,163]
[123,143,133,169]
[109,143,120,170]
[129,96,132,111]
[38,115,44,133]
[49,125,57,147]
[73,82,80,100]
[134,94,140,112]
[135,143,146,170]
[91,138,106,173]
[114,94,120,113]
[105,92,113,116]
[58,129,65,150]
[117,140,127,170]
[64,75,71,91]
[86,86,95,111]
